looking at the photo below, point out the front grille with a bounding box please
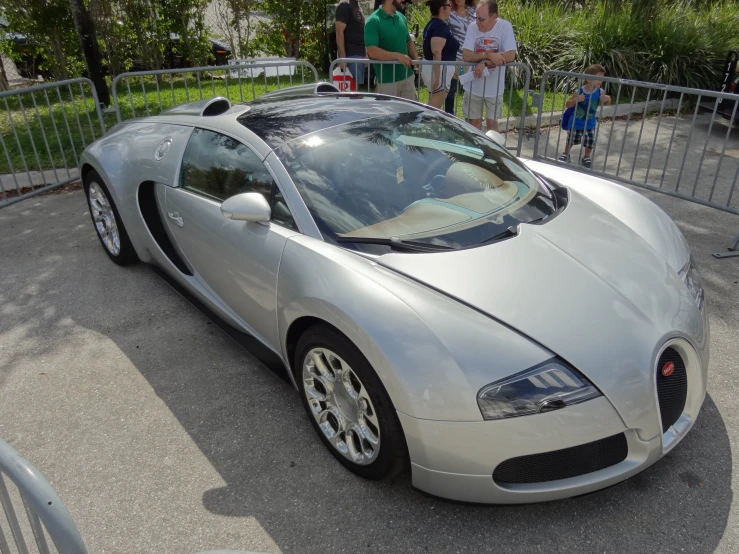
[493,433,628,484]
[657,347,688,433]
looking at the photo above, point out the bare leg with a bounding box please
[430,90,447,109]
[581,146,593,167]
[469,118,482,130]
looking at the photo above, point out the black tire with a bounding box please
[84,170,138,266]
[295,324,408,480]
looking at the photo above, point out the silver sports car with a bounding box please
[80,83,708,504]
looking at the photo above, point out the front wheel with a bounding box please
[295,324,408,480]
[84,171,138,266]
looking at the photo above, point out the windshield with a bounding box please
[276,109,563,252]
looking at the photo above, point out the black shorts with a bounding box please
[567,128,595,149]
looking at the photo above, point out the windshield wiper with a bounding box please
[336,236,455,252]
[479,224,520,245]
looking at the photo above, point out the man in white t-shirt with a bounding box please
[461,0,517,131]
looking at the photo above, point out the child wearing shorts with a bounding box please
[559,64,612,169]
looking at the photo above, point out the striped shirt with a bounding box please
[447,6,476,60]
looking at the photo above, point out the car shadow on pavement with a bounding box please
[0,190,734,554]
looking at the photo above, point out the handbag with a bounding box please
[561,88,580,130]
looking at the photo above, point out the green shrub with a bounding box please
[507,2,575,83]
[643,1,739,88]
[562,2,645,81]
[405,2,430,57]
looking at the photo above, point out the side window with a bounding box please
[181,128,298,230]
[181,128,273,202]
[272,187,298,231]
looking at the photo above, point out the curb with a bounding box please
[0,168,80,190]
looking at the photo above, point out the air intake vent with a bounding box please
[656,347,688,433]
[316,83,341,93]
[202,98,231,116]
[493,433,628,484]
[162,97,231,117]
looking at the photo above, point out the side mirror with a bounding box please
[486,130,506,147]
[220,192,271,222]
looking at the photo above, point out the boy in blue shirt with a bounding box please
[559,64,611,168]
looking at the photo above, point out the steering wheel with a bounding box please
[417,156,451,193]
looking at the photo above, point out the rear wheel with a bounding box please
[84,170,138,265]
[295,324,408,480]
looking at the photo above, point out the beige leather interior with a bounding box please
[341,161,531,239]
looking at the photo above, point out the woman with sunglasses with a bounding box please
[421,0,459,109]
[445,0,476,115]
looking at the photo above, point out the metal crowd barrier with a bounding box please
[329,58,531,155]
[533,70,739,218]
[111,61,320,123]
[0,78,105,209]
[0,438,87,553]
[713,232,739,258]
[2,62,737,253]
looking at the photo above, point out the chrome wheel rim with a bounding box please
[88,182,120,256]
[303,348,380,465]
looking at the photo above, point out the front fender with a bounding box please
[277,236,552,421]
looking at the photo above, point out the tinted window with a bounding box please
[181,128,273,201]
[272,187,297,231]
[180,128,297,230]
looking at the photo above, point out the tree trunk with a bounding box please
[180,13,196,67]
[50,31,70,81]
[0,55,9,91]
[68,0,111,106]
[233,3,243,59]
[98,0,120,77]
[149,0,164,71]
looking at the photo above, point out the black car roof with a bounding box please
[237,93,429,149]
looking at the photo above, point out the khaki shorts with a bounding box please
[376,75,417,101]
[462,92,503,120]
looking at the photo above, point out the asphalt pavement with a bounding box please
[0,182,737,554]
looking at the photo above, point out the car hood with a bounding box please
[524,160,691,273]
[376,188,705,440]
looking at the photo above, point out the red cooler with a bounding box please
[332,67,356,92]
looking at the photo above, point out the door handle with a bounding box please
[168,212,184,227]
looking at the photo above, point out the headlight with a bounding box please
[476,359,602,420]
[679,256,704,312]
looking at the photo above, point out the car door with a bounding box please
[163,127,300,348]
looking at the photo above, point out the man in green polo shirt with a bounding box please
[365,0,419,100]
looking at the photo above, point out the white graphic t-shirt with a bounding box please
[462,18,517,98]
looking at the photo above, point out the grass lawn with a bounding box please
[0,82,103,182]
[0,69,640,177]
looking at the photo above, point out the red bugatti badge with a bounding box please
[662,361,675,377]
